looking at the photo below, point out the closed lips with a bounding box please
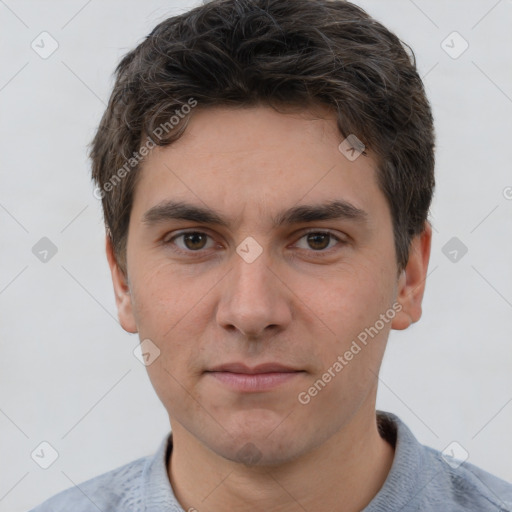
[206,363,302,374]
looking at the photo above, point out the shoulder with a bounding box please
[28,454,149,512]
[373,411,512,512]
[422,445,512,511]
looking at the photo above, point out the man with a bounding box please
[30,0,512,510]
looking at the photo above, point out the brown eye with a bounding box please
[165,231,215,253]
[306,232,331,251]
[295,231,343,252]
[182,232,208,250]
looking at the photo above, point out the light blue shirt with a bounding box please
[29,410,512,511]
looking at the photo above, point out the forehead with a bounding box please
[131,105,387,227]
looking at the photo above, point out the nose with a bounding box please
[215,248,293,340]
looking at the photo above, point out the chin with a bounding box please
[204,424,308,467]
[220,438,305,467]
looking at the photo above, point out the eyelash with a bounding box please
[163,229,347,258]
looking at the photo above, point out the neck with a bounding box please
[167,402,395,512]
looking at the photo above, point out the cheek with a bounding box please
[140,309,207,417]
[129,259,201,333]
[296,260,395,392]
[298,293,391,418]
[300,261,392,338]
[129,263,214,369]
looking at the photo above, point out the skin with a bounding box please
[106,105,431,512]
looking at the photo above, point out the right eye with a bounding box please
[163,231,217,254]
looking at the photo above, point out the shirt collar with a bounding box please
[141,410,426,512]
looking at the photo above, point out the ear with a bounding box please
[391,221,432,330]
[105,234,138,334]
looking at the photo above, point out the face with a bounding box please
[107,105,430,465]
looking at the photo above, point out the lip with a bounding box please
[207,362,300,374]
[205,362,304,392]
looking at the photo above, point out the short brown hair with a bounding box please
[90,0,435,275]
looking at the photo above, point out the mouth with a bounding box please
[205,362,305,392]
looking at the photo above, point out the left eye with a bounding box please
[294,231,343,251]
[168,232,215,252]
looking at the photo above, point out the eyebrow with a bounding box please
[142,199,368,229]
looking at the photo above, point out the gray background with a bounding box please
[1,0,511,510]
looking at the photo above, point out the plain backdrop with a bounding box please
[1,0,511,510]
